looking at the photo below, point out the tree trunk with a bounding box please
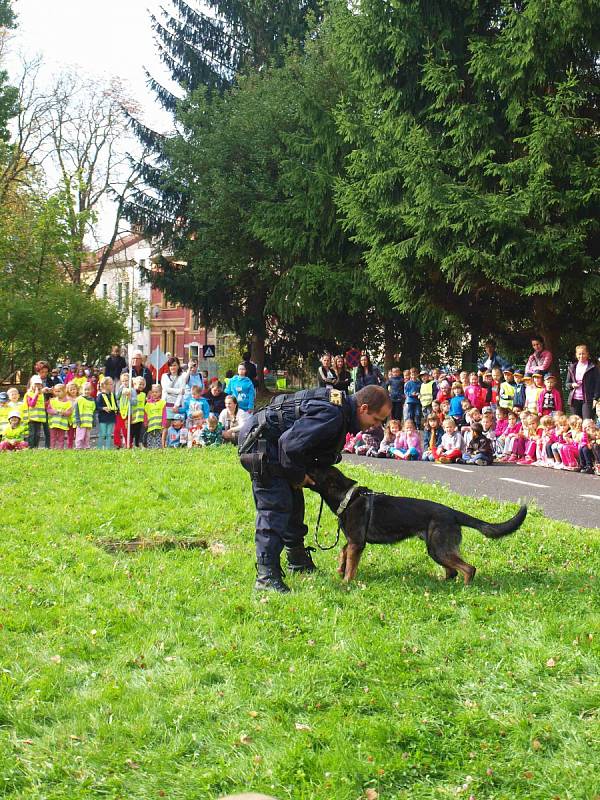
[399,322,422,370]
[533,296,560,368]
[383,319,398,372]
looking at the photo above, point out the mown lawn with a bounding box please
[1,448,599,800]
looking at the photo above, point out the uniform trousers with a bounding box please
[252,475,309,563]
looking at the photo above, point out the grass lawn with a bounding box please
[1,448,599,800]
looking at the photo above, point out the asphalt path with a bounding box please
[342,453,600,530]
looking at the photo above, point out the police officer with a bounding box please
[239,385,392,592]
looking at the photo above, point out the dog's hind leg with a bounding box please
[343,542,364,583]
[427,525,476,585]
[338,545,348,576]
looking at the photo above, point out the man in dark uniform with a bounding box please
[239,385,392,592]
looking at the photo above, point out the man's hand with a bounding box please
[293,474,315,490]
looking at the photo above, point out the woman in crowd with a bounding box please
[332,355,351,392]
[525,335,554,376]
[317,354,337,388]
[184,360,204,395]
[219,394,250,444]
[355,353,384,390]
[161,357,187,428]
[566,343,599,420]
[207,381,227,415]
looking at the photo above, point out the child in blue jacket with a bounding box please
[226,364,256,412]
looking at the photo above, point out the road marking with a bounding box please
[579,494,600,501]
[433,464,473,474]
[499,478,549,489]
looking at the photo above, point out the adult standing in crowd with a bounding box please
[161,357,187,444]
[130,351,153,395]
[332,354,351,392]
[317,354,337,388]
[184,360,204,396]
[355,353,384,390]
[477,339,509,374]
[226,363,256,412]
[242,351,258,388]
[104,345,127,388]
[567,344,599,420]
[525,335,554,376]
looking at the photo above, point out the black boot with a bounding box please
[254,561,290,593]
[285,545,317,573]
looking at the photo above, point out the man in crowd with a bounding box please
[130,351,153,394]
[104,345,127,385]
[239,384,392,592]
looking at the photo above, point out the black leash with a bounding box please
[313,496,341,551]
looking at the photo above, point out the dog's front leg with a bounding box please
[337,545,348,576]
[343,543,364,583]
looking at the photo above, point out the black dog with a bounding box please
[308,465,527,584]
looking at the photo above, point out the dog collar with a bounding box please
[335,485,360,516]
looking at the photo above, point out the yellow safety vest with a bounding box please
[3,423,26,442]
[498,381,516,409]
[133,391,146,424]
[48,398,72,430]
[6,402,28,438]
[76,396,96,428]
[420,381,434,407]
[0,405,8,436]
[145,399,165,433]
[26,390,46,423]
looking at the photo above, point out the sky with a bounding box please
[5,0,185,241]
[7,0,176,131]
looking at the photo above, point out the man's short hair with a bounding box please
[354,385,391,412]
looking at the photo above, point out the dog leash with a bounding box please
[313,496,341,551]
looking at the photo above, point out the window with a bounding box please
[124,282,130,306]
[192,311,201,330]
[102,283,108,299]
[161,330,168,353]
[169,329,177,355]
[117,282,122,309]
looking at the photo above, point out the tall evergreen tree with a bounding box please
[335,0,600,358]
[0,0,18,141]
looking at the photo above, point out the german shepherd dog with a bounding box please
[308,466,527,584]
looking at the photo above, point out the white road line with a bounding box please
[579,494,600,501]
[433,464,473,474]
[499,477,550,489]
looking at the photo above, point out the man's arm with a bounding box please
[278,404,344,485]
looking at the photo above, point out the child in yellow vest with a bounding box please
[25,375,49,448]
[7,387,28,442]
[65,381,81,449]
[47,384,72,449]
[95,377,118,450]
[144,384,166,449]
[0,392,9,439]
[131,376,147,448]
[0,409,28,450]
[74,382,97,450]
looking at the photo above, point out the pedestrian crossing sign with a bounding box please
[202,345,215,358]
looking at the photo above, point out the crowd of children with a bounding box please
[0,370,240,452]
[344,364,600,474]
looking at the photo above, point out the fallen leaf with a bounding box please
[532,739,542,751]
[546,658,556,668]
[21,739,34,745]
[253,755,262,764]
[50,655,61,664]
[248,710,258,718]
[486,768,493,776]
[239,734,252,745]
[523,770,534,779]
[365,790,378,800]
[294,723,311,731]
[367,755,374,762]
[69,735,81,741]
[125,759,139,770]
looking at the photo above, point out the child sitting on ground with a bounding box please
[187,409,206,447]
[200,414,224,447]
[354,424,384,456]
[390,418,422,460]
[459,422,494,466]
[0,410,28,450]
[377,419,402,458]
[166,413,188,448]
[436,417,464,464]
[515,414,540,465]
[579,419,598,474]
[422,414,443,461]
[536,415,557,467]
[497,410,522,462]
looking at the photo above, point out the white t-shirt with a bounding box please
[219,407,250,432]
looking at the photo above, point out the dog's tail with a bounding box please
[454,505,527,539]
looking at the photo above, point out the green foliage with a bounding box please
[0,189,127,378]
[0,447,599,798]
[335,0,600,356]
[0,0,17,141]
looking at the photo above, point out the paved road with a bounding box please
[342,453,600,530]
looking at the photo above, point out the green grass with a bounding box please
[1,448,599,800]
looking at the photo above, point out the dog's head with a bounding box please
[307,465,356,495]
